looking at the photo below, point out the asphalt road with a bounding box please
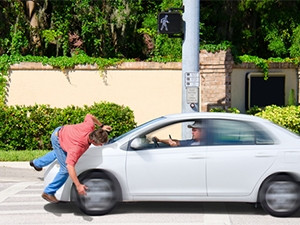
[1,162,300,225]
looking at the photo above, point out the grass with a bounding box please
[0,150,50,161]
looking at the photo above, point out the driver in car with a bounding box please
[154,121,204,147]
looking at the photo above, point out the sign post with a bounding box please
[182,0,200,139]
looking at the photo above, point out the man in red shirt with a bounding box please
[30,114,112,203]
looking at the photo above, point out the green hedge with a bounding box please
[255,105,300,134]
[0,102,136,150]
[210,105,300,134]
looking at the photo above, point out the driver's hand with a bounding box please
[152,136,159,142]
[168,139,178,147]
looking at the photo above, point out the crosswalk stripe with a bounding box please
[0,182,36,203]
[0,201,45,206]
[0,180,232,224]
[0,209,47,215]
[10,193,41,197]
[204,214,231,225]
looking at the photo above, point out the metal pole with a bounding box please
[182,0,200,139]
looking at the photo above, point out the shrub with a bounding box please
[255,105,300,134]
[209,107,240,114]
[0,102,136,150]
[246,105,263,115]
[210,105,300,135]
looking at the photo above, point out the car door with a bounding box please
[206,119,278,196]
[126,121,207,200]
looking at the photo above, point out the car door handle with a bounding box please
[255,153,274,158]
[188,154,206,159]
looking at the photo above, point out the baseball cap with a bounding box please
[187,121,203,129]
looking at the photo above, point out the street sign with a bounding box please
[158,12,183,34]
[186,87,198,104]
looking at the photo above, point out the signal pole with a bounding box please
[182,0,200,138]
[157,1,200,139]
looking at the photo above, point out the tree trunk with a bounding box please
[25,0,40,47]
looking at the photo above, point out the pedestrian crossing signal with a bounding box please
[158,12,183,34]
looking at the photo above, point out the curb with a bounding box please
[0,161,30,169]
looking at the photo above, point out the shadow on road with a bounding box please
[113,202,265,215]
[44,201,300,218]
[44,202,94,222]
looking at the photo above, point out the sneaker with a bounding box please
[29,160,42,171]
[42,193,59,203]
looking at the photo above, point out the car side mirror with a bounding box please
[130,137,149,150]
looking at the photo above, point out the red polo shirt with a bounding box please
[59,114,95,166]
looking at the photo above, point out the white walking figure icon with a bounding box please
[160,15,169,31]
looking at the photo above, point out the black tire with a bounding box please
[259,175,300,217]
[71,171,121,216]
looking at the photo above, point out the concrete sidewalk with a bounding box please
[0,161,30,169]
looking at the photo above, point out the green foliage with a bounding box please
[82,102,136,139]
[255,105,300,134]
[246,105,263,115]
[138,0,183,61]
[200,0,300,59]
[160,0,182,10]
[150,35,182,62]
[209,108,226,113]
[238,55,269,80]
[209,107,240,114]
[288,89,296,106]
[0,0,145,58]
[0,54,10,106]
[227,107,240,114]
[237,54,300,80]
[200,41,233,53]
[210,105,300,135]
[0,102,136,150]
[2,0,300,60]
[41,29,63,49]
[1,0,29,56]
[265,28,288,56]
[289,25,300,58]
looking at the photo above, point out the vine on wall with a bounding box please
[238,55,300,80]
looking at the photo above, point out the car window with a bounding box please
[210,119,274,145]
[129,120,206,150]
[111,116,166,143]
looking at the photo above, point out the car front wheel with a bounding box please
[71,171,121,216]
[259,175,300,217]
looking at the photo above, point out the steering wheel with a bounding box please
[152,137,160,148]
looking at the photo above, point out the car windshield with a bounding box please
[108,116,166,143]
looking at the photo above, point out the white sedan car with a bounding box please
[44,112,300,217]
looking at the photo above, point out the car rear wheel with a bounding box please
[71,171,121,216]
[259,175,300,217]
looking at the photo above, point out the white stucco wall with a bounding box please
[6,64,182,125]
